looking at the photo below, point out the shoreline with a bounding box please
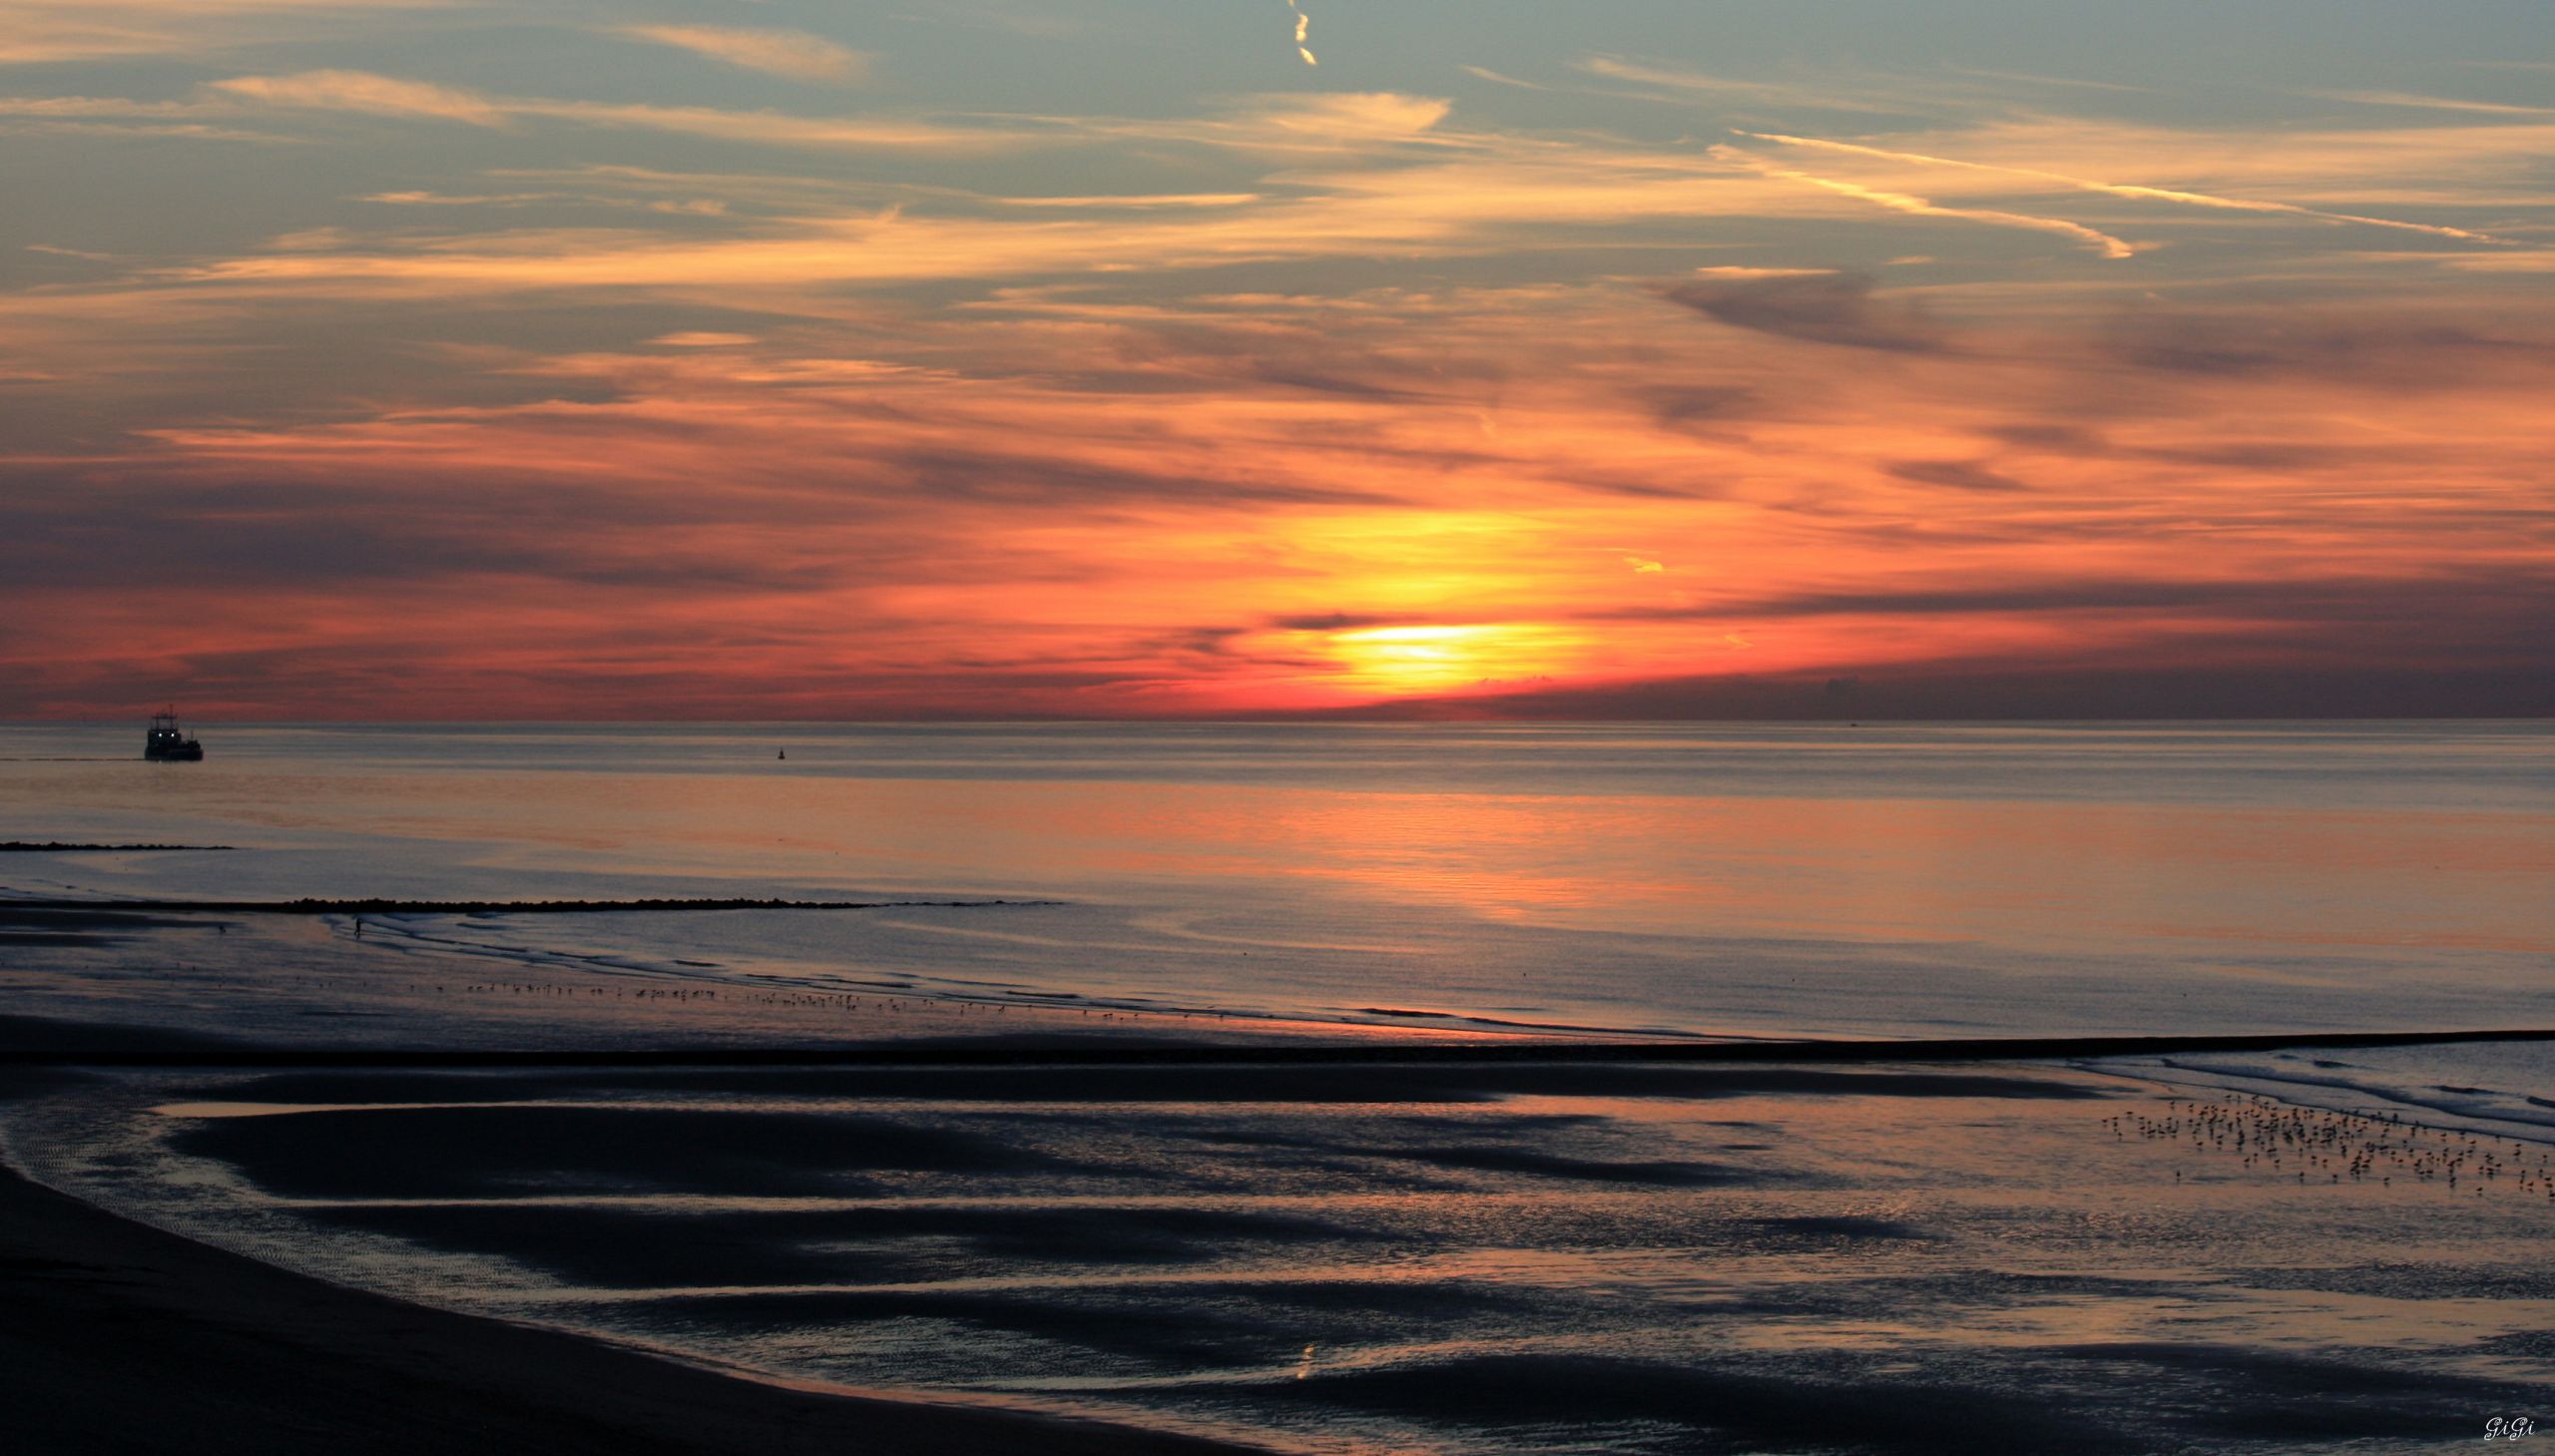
[10,1023,2552,1452]
[0,1151,1256,1455]
[8,1023,2553,1070]
[0,1045,2137,1456]
[0,895,1047,914]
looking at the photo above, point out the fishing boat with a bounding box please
[144,708,204,761]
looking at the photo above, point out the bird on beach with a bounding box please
[2110,1091,2550,1208]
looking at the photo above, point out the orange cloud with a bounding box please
[7,272,2546,718]
[0,0,449,65]
[5,42,2550,720]
[1735,130,2513,245]
[1712,146,2137,258]
[204,70,1040,151]
[614,25,869,84]
[209,70,505,126]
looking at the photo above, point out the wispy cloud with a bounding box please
[123,134,1949,299]
[2304,89,2555,119]
[1688,265,1842,280]
[207,70,1041,151]
[0,93,295,142]
[209,70,506,125]
[1736,130,2513,245]
[1217,91,1449,146]
[614,25,869,85]
[1712,146,2136,258]
[1460,65,1547,92]
[1572,55,1915,115]
[0,0,450,64]
[358,190,556,207]
[996,193,1264,210]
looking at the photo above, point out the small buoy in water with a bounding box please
[777,748,786,759]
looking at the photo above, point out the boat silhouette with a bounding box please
[144,708,204,761]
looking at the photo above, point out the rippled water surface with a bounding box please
[4,721,2549,1039]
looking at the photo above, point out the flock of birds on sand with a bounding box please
[2107,1093,2554,1203]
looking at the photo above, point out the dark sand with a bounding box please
[0,1001,1251,1454]
[0,1154,1247,1455]
[28,1051,2552,1455]
[0,993,2114,1455]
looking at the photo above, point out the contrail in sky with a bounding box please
[1715,146,2136,258]
[1284,0,1317,66]
[1736,131,2509,244]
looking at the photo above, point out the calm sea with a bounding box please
[3,721,2549,1040]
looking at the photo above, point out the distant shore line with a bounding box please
[0,896,1051,915]
[9,1026,2553,1071]
[0,843,235,853]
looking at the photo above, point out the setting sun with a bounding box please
[1317,623,1576,697]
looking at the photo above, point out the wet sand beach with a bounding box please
[0,1145,1246,1455]
[10,1011,2555,1453]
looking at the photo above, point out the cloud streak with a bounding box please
[1735,130,2513,245]
[209,70,504,126]
[0,0,450,64]
[207,70,1035,150]
[1711,146,2136,258]
[614,25,870,85]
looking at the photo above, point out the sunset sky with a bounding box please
[2,0,2548,719]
